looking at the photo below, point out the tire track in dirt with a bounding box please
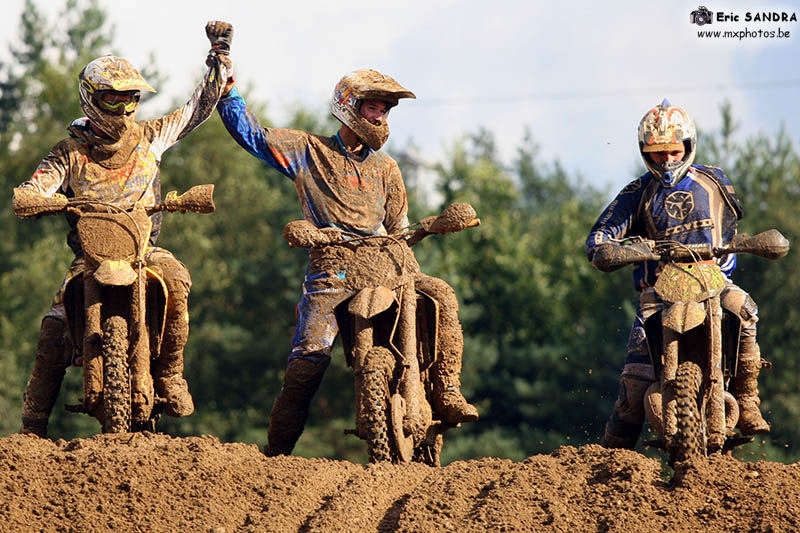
[299,463,431,531]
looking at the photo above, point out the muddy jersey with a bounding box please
[17,64,230,255]
[216,87,409,237]
[586,164,744,291]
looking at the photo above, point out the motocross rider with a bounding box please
[12,22,235,437]
[216,68,479,456]
[585,99,770,449]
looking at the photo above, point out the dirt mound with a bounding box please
[0,433,798,532]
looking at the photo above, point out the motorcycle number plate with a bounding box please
[654,262,727,303]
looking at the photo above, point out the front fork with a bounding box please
[351,285,428,443]
[661,296,726,453]
[81,268,154,424]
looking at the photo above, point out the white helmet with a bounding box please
[330,69,415,151]
[637,99,696,187]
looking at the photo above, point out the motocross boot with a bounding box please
[601,411,642,450]
[265,356,330,457]
[734,337,770,435]
[432,372,479,424]
[417,276,479,424]
[151,254,194,417]
[601,370,652,449]
[429,315,479,424]
[152,319,193,417]
[20,317,69,438]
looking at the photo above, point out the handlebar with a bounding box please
[595,230,790,271]
[283,202,481,249]
[13,184,216,218]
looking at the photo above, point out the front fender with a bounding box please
[662,301,706,334]
[348,286,396,319]
[94,260,137,286]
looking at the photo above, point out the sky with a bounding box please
[2,0,799,196]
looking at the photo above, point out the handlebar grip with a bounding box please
[12,188,68,218]
[592,242,660,272]
[718,230,790,260]
[162,185,216,213]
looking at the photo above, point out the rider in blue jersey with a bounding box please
[586,100,769,449]
[216,69,479,456]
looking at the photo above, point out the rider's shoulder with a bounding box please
[692,163,729,179]
[61,118,91,150]
[372,150,398,167]
[65,117,90,138]
[617,172,652,196]
[691,163,735,186]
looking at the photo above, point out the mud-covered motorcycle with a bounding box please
[604,230,789,463]
[13,185,215,433]
[282,204,480,465]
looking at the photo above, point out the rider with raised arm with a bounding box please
[586,99,769,450]
[12,22,234,437]
[216,68,479,456]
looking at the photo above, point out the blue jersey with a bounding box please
[586,164,743,291]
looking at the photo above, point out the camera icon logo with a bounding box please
[690,6,714,26]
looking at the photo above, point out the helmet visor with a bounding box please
[96,90,141,115]
[642,142,684,152]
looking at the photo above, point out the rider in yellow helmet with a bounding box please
[13,22,234,437]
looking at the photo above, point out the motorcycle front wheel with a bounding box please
[361,368,393,463]
[672,361,703,463]
[101,315,131,433]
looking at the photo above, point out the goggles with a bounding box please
[95,90,141,114]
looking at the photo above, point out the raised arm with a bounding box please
[145,21,235,157]
[216,87,312,180]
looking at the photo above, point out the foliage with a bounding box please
[1,2,797,466]
[700,102,800,460]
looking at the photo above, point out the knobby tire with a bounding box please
[102,315,131,433]
[673,361,703,463]
[362,370,392,463]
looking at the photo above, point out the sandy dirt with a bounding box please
[1,433,798,532]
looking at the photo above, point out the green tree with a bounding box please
[2,2,797,467]
[700,102,800,462]
[413,129,633,462]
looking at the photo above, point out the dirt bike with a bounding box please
[282,204,480,465]
[13,185,215,433]
[607,230,789,464]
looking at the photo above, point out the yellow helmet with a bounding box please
[79,55,155,114]
[78,56,155,139]
[637,99,696,186]
[330,69,415,151]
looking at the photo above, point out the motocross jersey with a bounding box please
[17,64,230,256]
[586,164,744,291]
[216,87,409,237]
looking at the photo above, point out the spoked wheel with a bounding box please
[671,361,703,463]
[101,315,131,433]
[362,368,392,462]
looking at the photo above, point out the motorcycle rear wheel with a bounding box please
[672,361,703,463]
[101,315,131,433]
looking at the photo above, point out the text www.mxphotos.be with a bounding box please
[697,27,791,39]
